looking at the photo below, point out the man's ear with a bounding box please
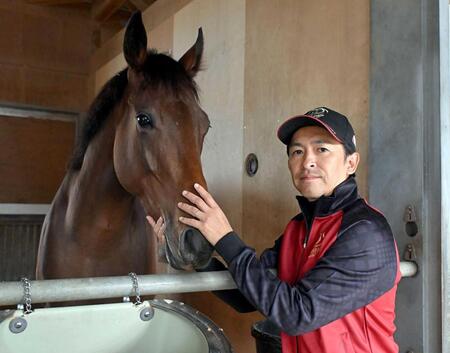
[346,152,360,175]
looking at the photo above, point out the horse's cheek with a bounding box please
[113,136,140,194]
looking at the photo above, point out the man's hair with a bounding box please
[343,145,353,158]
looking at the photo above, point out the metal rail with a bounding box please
[0,261,418,306]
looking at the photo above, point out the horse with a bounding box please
[36,11,213,283]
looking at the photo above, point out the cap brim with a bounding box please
[277,115,343,145]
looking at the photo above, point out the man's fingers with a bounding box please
[194,183,218,208]
[179,216,202,230]
[146,216,166,244]
[155,216,164,229]
[178,202,204,220]
[146,215,156,227]
[157,222,166,238]
[182,190,209,211]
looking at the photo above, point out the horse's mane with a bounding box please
[69,50,199,170]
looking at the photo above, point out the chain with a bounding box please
[128,272,142,305]
[20,277,33,314]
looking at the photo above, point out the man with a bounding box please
[148,107,400,353]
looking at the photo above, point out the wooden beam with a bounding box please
[92,0,127,23]
[26,0,90,4]
[128,0,148,11]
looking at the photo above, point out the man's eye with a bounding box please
[291,150,303,156]
[136,112,154,128]
[318,147,329,153]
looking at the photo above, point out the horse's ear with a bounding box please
[123,11,147,70]
[179,28,203,77]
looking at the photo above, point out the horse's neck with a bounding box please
[64,109,141,238]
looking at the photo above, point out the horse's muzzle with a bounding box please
[179,228,214,269]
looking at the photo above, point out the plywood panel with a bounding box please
[173,0,245,235]
[0,65,24,103]
[23,13,62,72]
[0,9,23,66]
[59,18,92,74]
[172,0,248,351]
[0,116,75,203]
[22,13,92,75]
[0,1,92,112]
[24,68,88,111]
[0,0,19,11]
[243,0,370,254]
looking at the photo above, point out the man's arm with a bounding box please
[216,219,398,336]
[197,236,282,313]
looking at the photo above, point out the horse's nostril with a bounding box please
[180,228,213,266]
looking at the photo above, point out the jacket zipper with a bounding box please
[303,219,313,248]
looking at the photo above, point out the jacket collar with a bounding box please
[296,176,360,220]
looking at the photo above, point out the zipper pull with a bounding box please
[303,240,307,248]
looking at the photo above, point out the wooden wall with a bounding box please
[0,1,92,203]
[0,1,92,111]
[0,116,74,203]
[92,1,370,352]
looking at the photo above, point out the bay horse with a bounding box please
[36,12,213,282]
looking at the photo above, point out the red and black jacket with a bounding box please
[207,177,400,353]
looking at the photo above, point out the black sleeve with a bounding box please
[196,257,255,312]
[215,221,398,336]
[196,232,282,313]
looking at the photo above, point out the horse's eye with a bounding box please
[136,112,154,128]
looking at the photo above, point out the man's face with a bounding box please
[287,125,359,201]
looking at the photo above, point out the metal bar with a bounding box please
[0,262,418,306]
[0,204,50,215]
[0,102,79,122]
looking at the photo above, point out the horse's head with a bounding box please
[113,12,213,270]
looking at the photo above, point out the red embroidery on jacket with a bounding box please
[309,232,325,257]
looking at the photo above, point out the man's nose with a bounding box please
[302,151,316,169]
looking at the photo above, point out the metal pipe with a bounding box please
[0,261,418,306]
[399,260,418,277]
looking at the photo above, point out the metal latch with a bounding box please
[404,205,418,237]
[403,243,417,261]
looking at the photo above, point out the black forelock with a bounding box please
[140,51,199,101]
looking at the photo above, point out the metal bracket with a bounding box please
[245,153,259,177]
[403,243,417,262]
[9,317,27,334]
[403,205,419,237]
[139,306,154,321]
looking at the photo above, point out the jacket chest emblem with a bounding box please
[308,232,325,257]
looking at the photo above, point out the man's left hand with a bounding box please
[178,183,233,246]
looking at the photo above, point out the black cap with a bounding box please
[277,107,357,153]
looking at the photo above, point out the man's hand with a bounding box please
[178,183,233,246]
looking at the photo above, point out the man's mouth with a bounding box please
[300,175,321,181]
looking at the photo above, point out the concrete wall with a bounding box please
[370,0,447,352]
[92,1,369,352]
